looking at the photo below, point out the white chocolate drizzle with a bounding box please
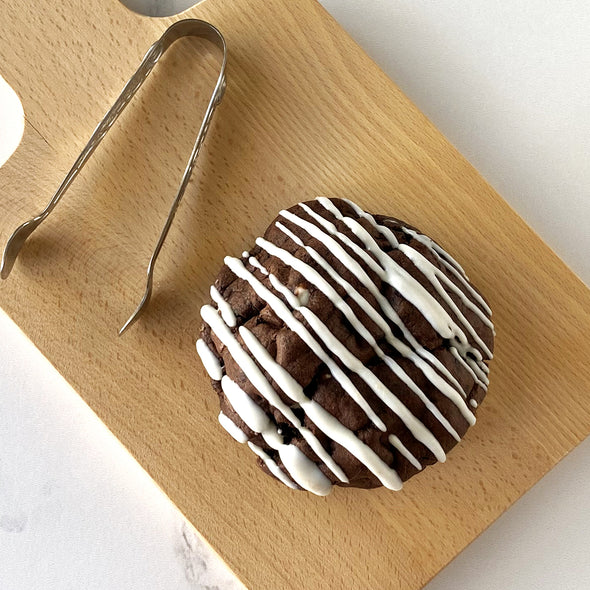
[223,258,388,432]
[340,197,494,333]
[278,210,485,413]
[210,286,236,327]
[275,221,472,399]
[196,338,222,381]
[312,198,488,359]
[248,443,298,490]
[248,256,268,275]
[240,324,403,490]
[388,435,422,471]
[197,198,493,495]
[201,306,346,485]
[264,228,471,436]
[221,375,332,496]
[253,238,450,457]
[218,412,248,443]
[298,199,492,384]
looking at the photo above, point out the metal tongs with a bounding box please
[1,19,227,334]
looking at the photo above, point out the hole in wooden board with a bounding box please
[0,74,25,169]
[119,0,203,17]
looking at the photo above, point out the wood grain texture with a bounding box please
[1,0,590,588]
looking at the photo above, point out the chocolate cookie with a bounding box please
[197,198,494,495]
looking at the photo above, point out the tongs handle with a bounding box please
[120,38,226,335]
[1,19,227,335]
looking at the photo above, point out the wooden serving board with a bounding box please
[2,0,590,588]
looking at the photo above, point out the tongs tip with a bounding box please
[118,305,143,336]
[118,316,136,337]
[1,227,26,280]
[118,281,153,336]
[0,254,10,279]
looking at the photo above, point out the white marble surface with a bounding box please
[2,1,590,589]
[0,309,243,590]
[120,0,199,17]
[0,75,24,168]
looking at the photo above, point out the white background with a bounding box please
[1,1,589,589]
